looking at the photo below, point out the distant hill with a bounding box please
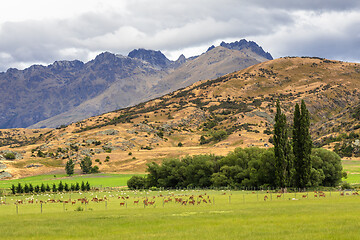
[1,56,360,179]
[0,39,271,129]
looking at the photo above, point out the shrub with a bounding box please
[4,152,15,160]
[127,176,147,189]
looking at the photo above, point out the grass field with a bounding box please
[0,190,359,239]
[0,173,138,190]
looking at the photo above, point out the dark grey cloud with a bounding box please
[0,0,359,71]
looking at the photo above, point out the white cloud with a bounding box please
[0,0,359,71]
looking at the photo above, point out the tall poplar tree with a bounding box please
[274,100,291,188]
[293,100,312,188]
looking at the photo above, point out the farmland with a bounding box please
[0,189,359,239]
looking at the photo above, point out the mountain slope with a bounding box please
[0,39,271,129]
[29,44,270,128]
[1,57,360,179]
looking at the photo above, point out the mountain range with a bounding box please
[0,39,272,129]
[1,56,360,179]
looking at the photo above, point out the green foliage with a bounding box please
[293,100,312,188]
[16,183,23,193]
[58,181,64,192]
[146,155,221,189]
[91,166,100,173]
[177,142,183,147]
[4,152,15,160]
[40,183,46,193]
[80,156,92,174]
[273,100,292,188]
[37,150,46,158]
[140,146,342,189]
[65,159,75,176]
[127,175,147,189]
[10,184,16,194]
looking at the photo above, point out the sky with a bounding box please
[0,0,360,72]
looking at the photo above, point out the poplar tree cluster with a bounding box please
[274,100,314,188]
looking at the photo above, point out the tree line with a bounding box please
[10,181,91,194]
[127,100,344,190]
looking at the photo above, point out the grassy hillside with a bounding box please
[1,57,360,178]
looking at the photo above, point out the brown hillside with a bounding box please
[1,57,360,178]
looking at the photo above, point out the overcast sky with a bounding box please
[0,0,359,72]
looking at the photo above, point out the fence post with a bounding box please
[41,203,43,213]
[16,204,18,215]
[229,195,231,204]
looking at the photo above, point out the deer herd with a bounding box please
[1,190,359,208]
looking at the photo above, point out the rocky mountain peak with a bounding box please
[128,48,171,69]
[220,39,273,60]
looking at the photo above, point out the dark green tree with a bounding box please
[34,185,40,193]
[65,159,75,176]
[24,183,30,193]
[127,176,146,189]
[52,183,57,193]
[80,156,92,174]
[293,100,312,188]
[58,181,64,192]
[64,183,69,192]
[75,182,80,191]
[80,181,86,191]
[16,183,23,194]
[40,183,46,193]
[46,184,51,192]
[29,184,34,193]
[273,100,292,188]
[10,184,16,194]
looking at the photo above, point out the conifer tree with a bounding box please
[40,183,46,193]
[10,184,16,194]
[58,181,64,192]
[293,100,312,188]
[65,159,75,176]
[16,183,23,194]
[29,183,34,193]
[52,183,57,193]
[24,183,29,193]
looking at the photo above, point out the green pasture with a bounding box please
[0,173,138,190]
[0,190,359,239]
[342,159,360,184]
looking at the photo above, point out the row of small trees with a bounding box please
[10,181,91,195]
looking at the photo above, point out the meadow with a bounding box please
[0,173,137,190]
[0,189,359,239]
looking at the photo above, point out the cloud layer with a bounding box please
[0,0,360,71]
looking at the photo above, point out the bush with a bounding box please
[341,181,352,190]
[127,176,147,189]
[4,152,15,160]
[91,166,100,173]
